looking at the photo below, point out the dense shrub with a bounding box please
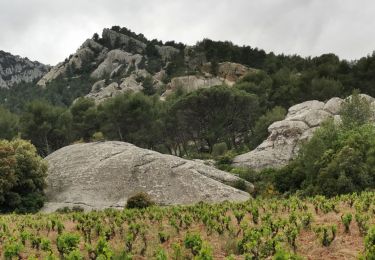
[212,142,228,157]
[0,139,47,213]
[126,192,155,209]
[56,232,81,256]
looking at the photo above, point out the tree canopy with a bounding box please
[0,139,47,213]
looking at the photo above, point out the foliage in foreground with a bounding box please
[0,192,375,259]
[0,139,47,213]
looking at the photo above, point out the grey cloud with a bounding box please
[0,0,374,65]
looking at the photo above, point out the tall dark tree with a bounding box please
[20,101,71,156]
[170,86,260,153]
[70,98,99,142]
[0,107,18,140]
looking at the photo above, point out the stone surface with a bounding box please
[37,28,259,102]
[0,50,49,88]
[43,141,252,212]
[233,96,373,170]
[162,75,223,98]
[37,39,104,87]
[102,29,146,53]
[156,45,180,61]
[91,50,143,79]
[86,70,155,103]
[323,97,344,115]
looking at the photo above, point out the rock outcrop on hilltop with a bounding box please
[43,141,253,212]
[0,50,49,88]
[233,94,375,170]
[161,62,257,99]
[37,27,257,103]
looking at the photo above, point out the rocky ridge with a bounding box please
[0,50,49,88]
[43,141,253,212]
[37,28,256,103]
[233,94,375,170]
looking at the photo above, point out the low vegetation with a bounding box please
[0,192,375,259]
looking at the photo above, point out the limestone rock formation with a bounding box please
[43,141,252,212]
[101,28,146,53]
[0,50,49,88]
[90,50,143,79]
[37,27,256,103]
[85,70,157,103]
[161,75,223,98]
[161,62,257,98]
[201,62,258,86]
[233,95,375,170]
[37,39,105,87]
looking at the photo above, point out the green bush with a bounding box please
[314,225,337,247]
[41,238,52,252]
[216,151,236,171]
[155,247,168,260]
[362,226,375,259]
[341,213,352,233]
[3,239,23,260]
[65,250,84,260]
[126,192,155,209]
[92,132,105,142]
[0,139,47,213]
[184,233,203,256]
[56,232,81,256]
[56,206,84,213]
[212,142,228,157]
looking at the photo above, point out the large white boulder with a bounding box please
[43,141,252,212]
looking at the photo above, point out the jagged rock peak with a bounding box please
[0,50,50,88]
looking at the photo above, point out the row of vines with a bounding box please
[1,192,375,259]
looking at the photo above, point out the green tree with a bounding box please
[98,92,160,148]
[142,76,156,96]
[20,101,72,156]
[0,139,47,213]
[251,106,286,148]
[170,86,260,153]
[340,91,372,129]
[235,71,273,111]
[70,98,98,142]
[0,106,18,140]
[310,77,343,101]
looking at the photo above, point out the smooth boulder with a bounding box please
[43,141,252,212]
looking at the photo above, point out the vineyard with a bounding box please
[1,192,375,259]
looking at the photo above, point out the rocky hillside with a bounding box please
[37,27,257,103]
[43,141,253,212]
[0,50,49,88]
[233,94,375,170]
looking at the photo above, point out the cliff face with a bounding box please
[0,50,50,88]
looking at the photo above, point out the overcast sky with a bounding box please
[1,0,374,65]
